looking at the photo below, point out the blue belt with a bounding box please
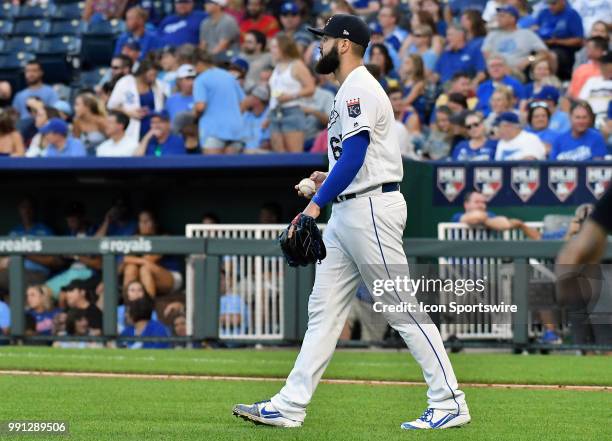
[334,182,400,203]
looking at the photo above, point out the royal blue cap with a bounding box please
[40,118,68,136]
[496,5,519,20]
[369,22,383,35]
[280,2,299,15]
[494,112,520,125]
[125,37,141,51]
[150,110,170,121]
[534,85,560,104]
[230,56,249,73]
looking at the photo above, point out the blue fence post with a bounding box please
[102,254,118,339]
[8,256,25,339]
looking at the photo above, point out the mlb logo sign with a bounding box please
[473,167,503,201]
[548,167,578,202]
[511,167,539,202]
[586,166,611,199]
[437,167,465,202]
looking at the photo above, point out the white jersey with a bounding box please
[326,65,403,196]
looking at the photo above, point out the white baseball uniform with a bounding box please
[271,65,468,422]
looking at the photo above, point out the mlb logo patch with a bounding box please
[586,166,612,199]
[474,167,503,201]
[548,166,577,202]
[347,98,361,118]
[437,167,465,202]
[511,167,540,202]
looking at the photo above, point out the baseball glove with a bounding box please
[279,213,326,267]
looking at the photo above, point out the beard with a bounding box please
[315,45,340,75]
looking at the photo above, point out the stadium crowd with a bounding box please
[0,0,608,159]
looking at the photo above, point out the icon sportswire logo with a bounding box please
[0,238,43,253]
[99,237,152,254]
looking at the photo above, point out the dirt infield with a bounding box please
[0,369,609,392]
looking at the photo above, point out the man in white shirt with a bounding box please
[96,111,138,157]
[494,112,547,160]
[579,52,612,128]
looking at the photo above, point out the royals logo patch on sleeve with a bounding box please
[346,98,361,118]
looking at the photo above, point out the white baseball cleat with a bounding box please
[232,400,302,428]
[400,408,471,430]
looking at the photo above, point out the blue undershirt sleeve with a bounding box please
[312,130,370,208]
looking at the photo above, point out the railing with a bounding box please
[1,236,610,350]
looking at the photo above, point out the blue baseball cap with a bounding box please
[280,2,299,15]
[230,56,249,73]
[369,22,383,35]
[150,110,170,121]
[40,118,68,136]
[534,85,560,104]
[124,37,141,51]
[52,100,73,116]
[494,112,520,126]
[496,5,519,20]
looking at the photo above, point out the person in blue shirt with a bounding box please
[533,85,570,135]
[460,9,488,54]
[95,197,138,237]
[194,50,245,154]
[377,6,408,52]
[114,6,159,60]
[476,54,525,116]
[120,293,171,349]
[0,299,9,336]
[451,112,497,161]
[136,111,186,156]
[450,191,497,223]
[550,101,607,161]
[535,0,584,80]
[434,25,485,85]
[525,100,559,152]
[157,0,207,47]
[26,285,61,337]
[40,119,87,157]
[241,84,270,151]
[364,24,402,74]
[164,64,195,130]
[12,61,58,120]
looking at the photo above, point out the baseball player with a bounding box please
[233,14,470,430]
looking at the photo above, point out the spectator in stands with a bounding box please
[241,85,271,151]
[240,30,273,92]
[278,2,313,52]
[165,64,196,130]
[494,111,546,160]
[26,285,59,336]
[219,270,249,336]
[122,39,143,73]
[568,37,608,99]
[63,279,102,335]
[12,60,58,121]
[72,93,108,156]
[406,10,444,55]
[476,55,525,116]
[171,312,187,344]
[24,102,60,157]
[95,197,138,237]
[120,210,182,297]
[193,50,245,154]
[482,5,548,72]
[523,55,562,100]
[96,110,138,157]
[535,0,584,81]
[387,87,420,159]
[550,101,607,160]
[228,57,250,89]
[483,86,516,134]
[157,47,180,95]
[200,0,241,55]
[53,309,100,348]
[365,26,401,77]
[52,101,73,123]
[347,0,379,16]
[422,105,453,160]
[240,0,279,39]
[377,5,408,52]
[0,296,9,336]
[83,0,128,23]
[506,0,535,29]
[135,110,187,156]
[40,119,87,158]
[460,9,487,54]
[400,54,426,118]
[433,72,478,112]
[570,1,611,36]
[451,111,497,161]
[421,0,447,36]
[434,25,485,85]
[120,290,171,349]
[114,6,159,60]
[0,110,25,157]
[96,55,134,94]
[108,59,166,145]
[117,279,159,333]
[301,73,335,150]
[268,34,315,152]
[573,20,610,70]
[399,24,438,77]
[578,52,612,128]
[532,85,570,135]
[526,101,558,153]
[157,0,207,47]
[179,120,200,153]
[369,43,400,89]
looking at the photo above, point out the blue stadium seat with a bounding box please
[0,52,36,93]
[5,36,41,53]
[55,2,85,20]
[38,36,81,55]
[78,68,109,89]
[14,3,51,19]
[49,19,86,36]
[81,19,124,68]
[14,19,51,36]
[0,20,13,35]
[85,19,126,36]
[313,0,331,15]
[0,2,15,19]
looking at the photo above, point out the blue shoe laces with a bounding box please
[419,408,434,423]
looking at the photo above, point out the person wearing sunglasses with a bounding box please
[525,101,558,154]
[451,111,497,161]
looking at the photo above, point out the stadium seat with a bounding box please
[13,19,51,36]
[78,68,109,89]
[312,0,331,14]
[0,20,13,35]
[36,36,81,85]
[5,36,41,53]
[85,19,126,36]
[81,20,124,68]
[49,19,86,36]
[14,3,51,19]
[0,52,36,93]
[38,36,81,55]
[0,2,15,19]
[55,2,85,20]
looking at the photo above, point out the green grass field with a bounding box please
[0,347,610,441]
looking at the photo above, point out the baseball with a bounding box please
[298,178,316,197]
